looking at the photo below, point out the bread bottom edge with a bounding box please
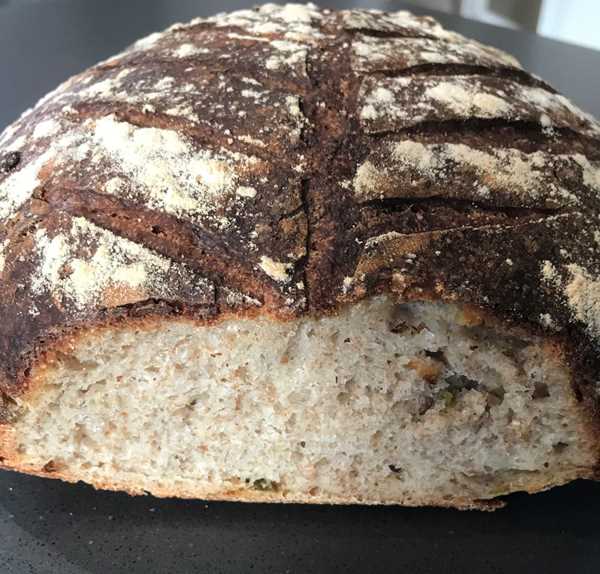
[0,459,595,511]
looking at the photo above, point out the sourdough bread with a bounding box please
[1,3,600,508]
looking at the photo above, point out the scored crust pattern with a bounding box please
[1,4,600,398]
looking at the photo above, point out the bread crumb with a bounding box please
[276,3,319,24]
[286,95,304,118]
[359,104,378,121]
[241,89,264,100]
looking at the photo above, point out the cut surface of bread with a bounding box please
[1,297,595,508]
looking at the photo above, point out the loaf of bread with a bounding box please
[1,3,600,509]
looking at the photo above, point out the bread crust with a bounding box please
[1,4,600,502]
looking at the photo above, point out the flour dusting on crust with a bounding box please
[354,141,583,208]
[31,217,212,311]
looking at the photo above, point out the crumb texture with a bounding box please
[7,298,595,504]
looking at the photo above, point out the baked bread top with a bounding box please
[1,3,600,399]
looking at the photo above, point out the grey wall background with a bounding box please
[1,0,598,49]
[0,0,599,133]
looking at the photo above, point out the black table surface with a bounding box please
[1,1,600,573]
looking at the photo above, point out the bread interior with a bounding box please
[5,296,594,504]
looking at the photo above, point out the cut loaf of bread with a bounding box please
[1,3,600,509]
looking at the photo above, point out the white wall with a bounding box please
[538,0,600,50]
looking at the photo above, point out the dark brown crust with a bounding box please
[0,2,600,454]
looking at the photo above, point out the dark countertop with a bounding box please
[1,2,600,573]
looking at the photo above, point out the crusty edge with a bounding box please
[0,447,595,511]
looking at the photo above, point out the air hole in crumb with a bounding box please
[252,478,279,491]
[406,357,443,384]
[486,387,505,407]
[506,408,515,423]
[370,430,382,448]
[553,442,569,452]
[286,413,297,430]
[345,378,358,394]
[445,374,479,392]
[337,379,357,405]
[418,395,434,415]
[389,308,427,335]
[56,353,99,372]
[308,487,320,496]
[532,382,550,399]
[42,460,61,473]
[424,349,447,364]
